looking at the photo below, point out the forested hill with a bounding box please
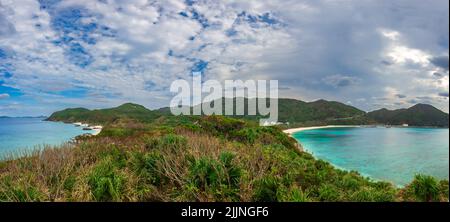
[47,99,448,127]
[368,104,449,127]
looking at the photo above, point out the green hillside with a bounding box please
[46,103,163,124]
[368,104,449,127]
[46,99,448,128]
[179,98,369,125]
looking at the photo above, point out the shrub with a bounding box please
[87,158,125,201]
[233,128,259,144]
[410,174,440,202]
[0,176,44,202]
[350,187,396,202]
[186,152,241,201]
[99,145,127,168]
[200,116,246,136]
[160,134,187,151]
[253,176,280,202]
[130,152,164,186]
[219,152,241,188]
[100,128,134,137]
[143,137,160,150]
[318,184,340,201]
[340,174,360,191]
[277,185,310,202]
[439,180,449,199]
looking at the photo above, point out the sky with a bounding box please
[0,0,449,116]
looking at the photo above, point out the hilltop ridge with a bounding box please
[46,99,449,127]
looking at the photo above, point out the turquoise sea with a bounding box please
[0,117,94,158]
[293,127,449,186]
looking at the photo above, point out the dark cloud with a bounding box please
[433,72,444,78]
[381,60,393,66]
[439,92,449,97]
[322,75,361,88]
[429,55,449,70]
[395,94,407,99]
[416,96,433,100]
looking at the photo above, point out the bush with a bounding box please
[87,158,125,201]
[350,187,396,202]
[277,186,310,202]
[253,176,280,202]
[186,152,241,201]
[100,128,135,137]
[145,134,188,151]
[219,152,241,188]
[0,175,45,202]
[340,174,360,191]
[130,151,164,186]
[99,145,127,168]
[233,128,259,144]
[410,174,440,202]
[318,184,340,201]
[160,134,187,151]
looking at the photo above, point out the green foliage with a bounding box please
[367,104,449,127]
[144,134,188,152]
[100,127,136,137]
[350,187,396,202]
[318,184,340,201]
[47,103,165,124]
[186,151,242,201]
[409,174,440,202]
[0,177,44,202]
[130,151,164,186]
[200,115,246,136]
[159,134,188,151]
[87,158,125,201]
[253,176,280,202]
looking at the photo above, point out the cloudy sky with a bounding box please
[0,0,449,116]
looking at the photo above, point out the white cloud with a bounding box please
[0,0,449,115]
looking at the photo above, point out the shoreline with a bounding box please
[90,128,102,136]
[283,125,361,135]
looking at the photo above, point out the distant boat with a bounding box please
[74,122,82,127]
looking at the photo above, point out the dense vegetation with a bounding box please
[47,99,448,128]
[0,114,448,202]
[46,103,164,124]
[368,104,449,127]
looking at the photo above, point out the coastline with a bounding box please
[283,125,361,135]
[283,125,382,184]
[90,128,102,136]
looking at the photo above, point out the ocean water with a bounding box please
[293,127,449,186]
[0,117,94,157]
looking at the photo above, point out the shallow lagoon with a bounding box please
[293,127,449,186]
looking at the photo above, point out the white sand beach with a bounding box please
[91,128,102,136]
[283,125,361,135]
